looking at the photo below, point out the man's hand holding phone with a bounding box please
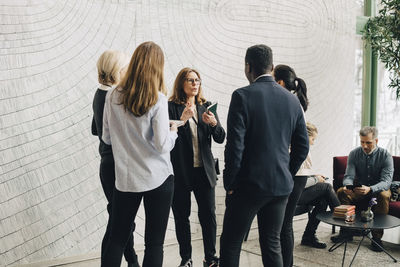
[344,184,359,196]
[353,185,371,195]
[345,185,358,191]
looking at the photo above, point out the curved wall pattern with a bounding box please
[0,0,357,265]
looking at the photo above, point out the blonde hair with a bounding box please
[306,122,318,137]
[169,67,206,105]
[97,50,128,85]
[117,41,166,116]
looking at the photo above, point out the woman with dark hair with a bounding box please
[273,64,310,267]
[169,67,225,267]
[273,64,309,112]
[101,42,178,267]
[92,50,140,267]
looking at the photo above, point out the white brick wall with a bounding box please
[0,0,357,265]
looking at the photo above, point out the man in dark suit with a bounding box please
[219,44,309,267]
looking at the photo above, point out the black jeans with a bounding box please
[280,176,307,267]
[298,182,340,237]
[220,190,288,267]
[101,175,174,267]
[99,155,137,264]
[172,167,217,262]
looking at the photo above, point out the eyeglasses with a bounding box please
[185,78,201,84]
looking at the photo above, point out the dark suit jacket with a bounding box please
[91,89,112,157]
[223,75,309,196]
[169,101,226,189]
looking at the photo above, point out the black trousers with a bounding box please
[101,175,174,267]
[298,182,340,237]
[280,176,307,267]
[220,190,289,267]
[99,155,137,264]
[172,167,217,262]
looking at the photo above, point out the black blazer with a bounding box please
[223,76,309,196]
[91,89,112,157]
[169,101,226,189]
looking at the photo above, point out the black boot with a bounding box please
[330,228,353,243]
[203,256,219,267]
[301,235,327,249]
[127,253,140,267]
[179,258,193,267]
[127,260,140,267]
[370,238,384,252]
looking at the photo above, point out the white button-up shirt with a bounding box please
[102,89,177,192]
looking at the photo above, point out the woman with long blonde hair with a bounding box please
[169,67,225,267]
[101,42,177,267]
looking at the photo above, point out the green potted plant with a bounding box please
[362,0,400,99]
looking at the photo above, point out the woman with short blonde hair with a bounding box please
[97,50,128,86]
[306,122,318,137]
[92,50,139,267]
[297,122,340,249]
[101,42,177,267]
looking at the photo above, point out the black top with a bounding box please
[91,88,112,157]
[168,101,226,190]
[223,76,309,196]
[317,211,400,230]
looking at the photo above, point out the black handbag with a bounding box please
[214,158,220,175]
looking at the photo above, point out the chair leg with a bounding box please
[332,225,336,234]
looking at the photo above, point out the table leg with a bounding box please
[367,235,398,263]
[329,240,346,252]
[328,241,348,267]
[342,241,347,267]
[349,234,366,266]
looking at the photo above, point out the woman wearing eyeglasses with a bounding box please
[169,68,225,267]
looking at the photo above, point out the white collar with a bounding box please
[363,147,377,155]
[254,73,272,82]
[99,84,112,91]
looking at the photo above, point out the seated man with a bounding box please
[331,126,393,252]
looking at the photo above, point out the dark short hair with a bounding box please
[245,44,273,76]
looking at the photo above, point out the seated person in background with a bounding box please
[331,126,393,252]
[297,123,340,249]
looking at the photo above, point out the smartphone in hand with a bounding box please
[346,185,356,190]
[346,184,362,191]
